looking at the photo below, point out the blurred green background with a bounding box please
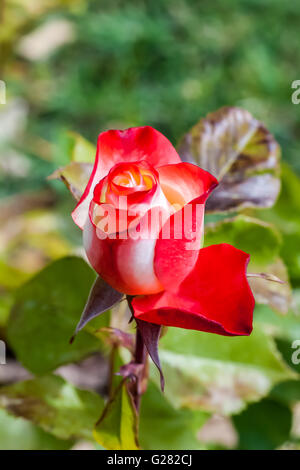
[2,0,300,198]
[1,0,300,451]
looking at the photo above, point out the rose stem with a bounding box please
[108,344,117,400]
[127,296,147,412]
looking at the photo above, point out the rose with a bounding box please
[73,126,254,336]
[74,127,217,294]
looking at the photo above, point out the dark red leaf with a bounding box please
[135,319,164,391]
[71,276,123,341]
[117,362,144,380]
[99,327,134,353]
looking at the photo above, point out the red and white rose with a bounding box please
[72,126,255,336]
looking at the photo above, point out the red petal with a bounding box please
[133,244,254,336]
[158,162,218,206]
[154,165,217,290]
[153,198,204,290]
[83,215,165,295]
[72,127,181,228]
[90,161,171,232]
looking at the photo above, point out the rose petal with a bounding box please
[153,199,204,290]
[90,161,171,234]
[133,244,254,336]
[72,126,181,228]
[83,215,165,295]
[153,166,217,290]
[157,162,218,206]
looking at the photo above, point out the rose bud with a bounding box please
[73,126,254,336]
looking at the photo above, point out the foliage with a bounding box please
[140,382,208,450]
[157,323,294,415]
[178,107,281,212]
[0,409,73,450]
[205,216,291,314]
[1,0,300,451]
[0,375,104,441]
[3,111,299,449]
[7,257,106,374]
[233,398,292,450]
[94,380,139,450]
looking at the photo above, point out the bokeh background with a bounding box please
[1,0,300,450]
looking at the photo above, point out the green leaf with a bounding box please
[247,258,291,315]
[0,294,14,327]
[275,339,300,375]
[233,398,292,450]
[256,293,300,374]
[157,323,294,415]
[0,374,104,441]
[255,303,300,343]
[270,380,300,406]
[66,131,96,163]
[49,162,93,201]
[0,409,73,450]
[255,297,300,375]
[178,106,281,213]
[205,215,281,265]
[49,131,95,200]
[257,163,300,287]
[281,232,300,288]
[93,380,139,450]
[0,262,32,327]
[0,261,30,290]
[140,381,208,450]
[204,215,291,313]
[264,163,300,224]
[7,257,107,374]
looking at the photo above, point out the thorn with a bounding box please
[69,333,76,345]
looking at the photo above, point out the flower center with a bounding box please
[100,162,157,202]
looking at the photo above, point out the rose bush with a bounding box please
[72,126,254,336]
[2,108,292,451]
